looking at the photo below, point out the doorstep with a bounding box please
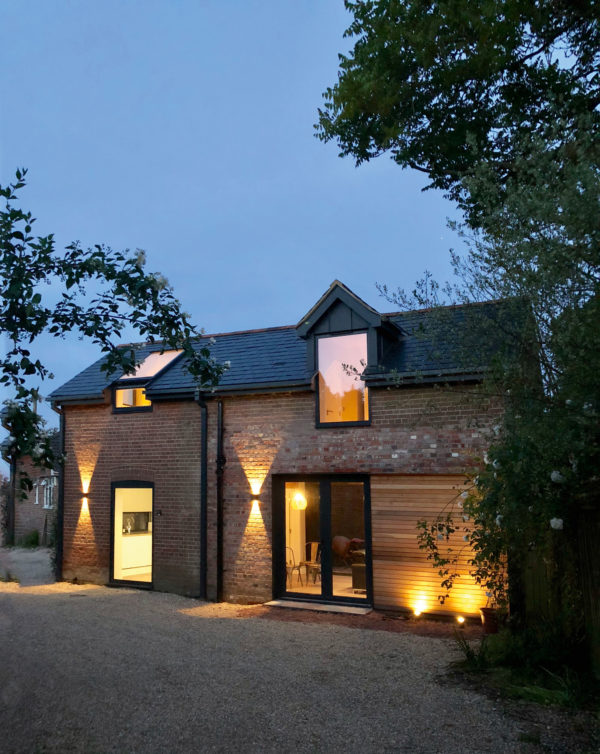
[265,599,372,615]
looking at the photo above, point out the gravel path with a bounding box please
[0,582,529,754]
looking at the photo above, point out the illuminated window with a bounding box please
[317,333,369,424]
[113,349,181,412]
[113,484,153,583]
[115,387,152,410]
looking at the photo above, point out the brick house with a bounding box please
[48,281,500,617]
[6,433,60,547]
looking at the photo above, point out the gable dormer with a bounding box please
[297,281,403,427]
[297,280,402,373]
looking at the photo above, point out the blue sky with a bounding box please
[1,1,463,449]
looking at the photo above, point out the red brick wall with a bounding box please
[62,384,498,603]
[63,400,203,595]
[214,385,498,603]
[14,456,57,546]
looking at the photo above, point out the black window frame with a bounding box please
[112,380,154,414]
[315,331,371,429]
[110,480,154,589]
[272,473,373,607]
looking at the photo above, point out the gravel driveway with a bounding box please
[0,582,532,754]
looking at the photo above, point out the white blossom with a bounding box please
[551,470,565,483]
[492,459,501,470]
[134,249,146,268]
[223,360,231,369]
[495,514,503,527]
[460,491,468,499]
[550,518,564,530]
[150,272,169,291]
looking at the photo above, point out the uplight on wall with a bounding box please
[291,492,307,510]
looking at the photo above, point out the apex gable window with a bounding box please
[317,333,369,425]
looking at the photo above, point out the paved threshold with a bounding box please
[265,599,372,615]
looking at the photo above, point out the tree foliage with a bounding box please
[1,170,225,474]
[317,0,600,221]
[319,1,600,648]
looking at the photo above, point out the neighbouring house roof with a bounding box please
[48,282,513,405]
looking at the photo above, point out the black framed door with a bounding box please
[110,481,154,587]
[272,475,372,605]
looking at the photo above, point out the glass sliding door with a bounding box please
[277,476,370,604]
[331,482,367,598]
[284,481,322,597]
[112,483,153,584]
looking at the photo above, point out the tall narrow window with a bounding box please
[317,333,369,424]
[113,484,153,584]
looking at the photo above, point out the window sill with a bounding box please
[316,420,371,429]
[112,407,153,415]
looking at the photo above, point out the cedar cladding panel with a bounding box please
[371,475,487,616]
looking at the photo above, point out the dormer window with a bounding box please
[115,387,151,409]
[113,349,182,413]
[317,333,369,425]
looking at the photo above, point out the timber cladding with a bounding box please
[371,474,487,616]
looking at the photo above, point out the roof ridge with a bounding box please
[115,324,297,350]
[201,324,296,339]
[384,298,505,317]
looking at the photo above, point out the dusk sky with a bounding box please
[1,1,464,445]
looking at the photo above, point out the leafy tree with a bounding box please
[317,0,600,222]
[318,1,600,663]
[1,169,225,488]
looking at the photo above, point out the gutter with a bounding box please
[194,390,208,600]
[363,368,487,387]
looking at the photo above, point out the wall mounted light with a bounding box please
[456,615,465,626]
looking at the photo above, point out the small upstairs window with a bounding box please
[317,333,369,426]
[114,387,151,410]
[113,349,181,413]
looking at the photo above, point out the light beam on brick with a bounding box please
[74,442,101,497]
[230,429,282,497]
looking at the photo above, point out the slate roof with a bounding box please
[148,326,311,397]
[48,342,172,403]
[48,298,508,405]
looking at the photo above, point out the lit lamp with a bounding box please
[291,492,307,510]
